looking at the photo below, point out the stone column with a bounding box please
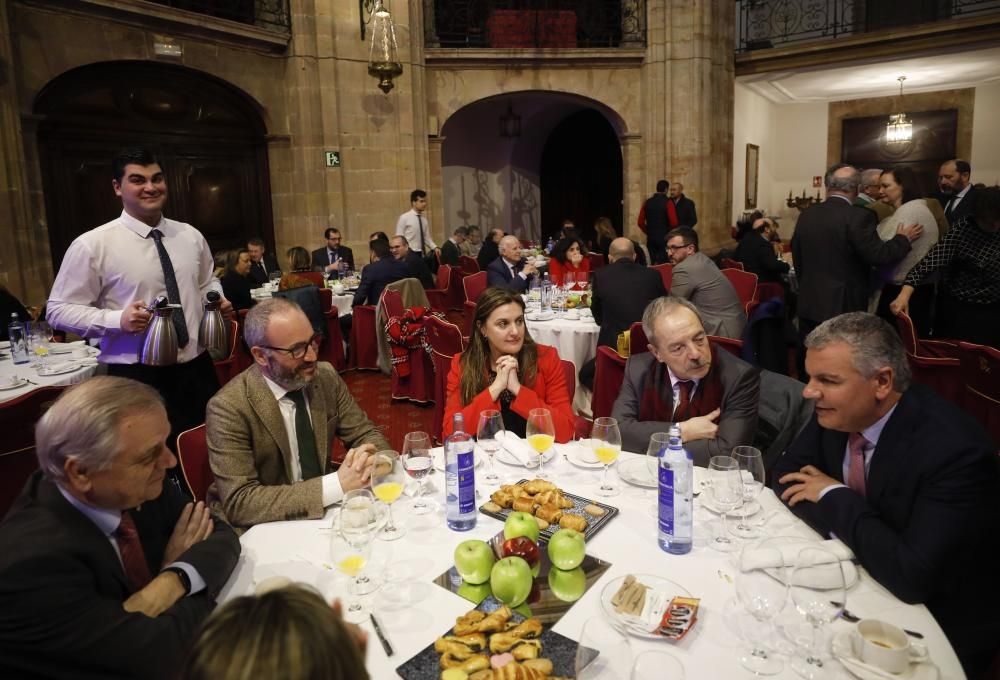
[621,133,643,240]
[643,0,735,253]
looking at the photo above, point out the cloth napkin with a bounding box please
[743,539,856,590]
[38,358,98,374]
[496,430,535,466]
[47,340,87,354]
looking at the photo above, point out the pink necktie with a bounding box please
[847,433,868,497]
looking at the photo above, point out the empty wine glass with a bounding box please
[401,431,434,515]
[734,539,788,675]
[707,455,742,553]
[631,650,685,679]
[644,432,670,518]
[371,449,406,541]
[526,408,555,480]
[575,616,632,680]
[590,417,622,497]
[731,446,766,539]
[476,409,504,485]
[789,547,846,679]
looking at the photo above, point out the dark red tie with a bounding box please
[673,380,692,421]
[847,433,868,497]
[116,512,152,591]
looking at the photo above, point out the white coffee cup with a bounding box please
[855,619,928,674]
[1,374,18,387]
[71,347,89,359]
[577,439,599,464]
[330,282,345,295]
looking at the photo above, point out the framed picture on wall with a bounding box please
[745,143,760,210]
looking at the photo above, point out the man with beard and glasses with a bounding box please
[611,296,760,465]
[204,298,388,529]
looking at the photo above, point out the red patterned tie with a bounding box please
[673,380,692,421]
[847,433,868,497]
[116,512,152,591]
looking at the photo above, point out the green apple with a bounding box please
[454,539,495,585]
[547,528,586,570]
[503,511,541,543]
[489,556,533,607]
[548,566,587,602]
[457,580,492,605]
[513,602,533,619]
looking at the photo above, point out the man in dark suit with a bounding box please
[0,376,240,680]
[667,227,746,339]
[247,237,280,287]
[440,226,467,267]
[611,296,760,464]
[578,238,667,389]
[937,158,978,226]
[637,179,670,264]
[486,235,538,293]
[792,163,922,376]
[668,182,698,229]
[311,227,355,275]
[734,216,790,283]
[353,237,409,306]
[390,235,434,289]
[773,313,999,677]
[477,228,504,271]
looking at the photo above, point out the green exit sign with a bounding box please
[325,151,341,167]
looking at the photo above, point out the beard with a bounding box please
[265,355,315,391]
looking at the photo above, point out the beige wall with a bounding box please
[971,80,1000,186]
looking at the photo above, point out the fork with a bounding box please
[832,602,924,639]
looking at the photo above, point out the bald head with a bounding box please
[499,235,522,263]
[608,237,635,262]
[824,163,861,198]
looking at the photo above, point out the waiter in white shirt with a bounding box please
[47,147,233,463]
[395,189,441,259]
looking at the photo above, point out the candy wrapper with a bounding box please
[657,596,700,640]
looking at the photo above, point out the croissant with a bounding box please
[434,633,488,655]
[522,479,556,495]
[534,503,563,524]
[512,496,538,514]
[511,639,542,660]
[468,662,552,680]
[441,652,490,671]
[558,513,588,532]
[491,490,515,509]
[475,606,513,633]
[453,610,487,635]
[507,617,543,640]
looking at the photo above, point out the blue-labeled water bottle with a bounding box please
[658,425,693,554]
[445,413,477,531]
[8,313,29,365]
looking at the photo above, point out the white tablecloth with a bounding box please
[221,449,962,680]
[252,288,354,317]
[0,344,101,403]
[525,315,599,414]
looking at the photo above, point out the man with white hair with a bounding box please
[855,168,893,222]
[485,235,538,293]
[205,297,388,529]
[774,312,999,678]
[0,376,240,679]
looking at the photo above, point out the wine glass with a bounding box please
[476,409,504,485]
[644,432,670,518]
[590,417,622,497]
[330,489,380,622]
[563,271,576,294]
[734,539,788,675]
[575,616,632,679]
[401,432,434,515]
[371,449,407,541]
[707,455,742,553]
[730,446,766,539]
[526,408,555,480]
[788,547,846,679]
[28,322,51,367]
[631,650,685,679]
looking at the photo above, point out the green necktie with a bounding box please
[286,389,322,480]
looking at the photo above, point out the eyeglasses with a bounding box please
[666,243,691,252]
[260,333,321,359]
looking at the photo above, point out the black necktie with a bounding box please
[417,214,426,254]
[149,229,189,348]
[945,199,955,217]
[252,261,265,278]
[329,249,336,265]
[286,390,321,480]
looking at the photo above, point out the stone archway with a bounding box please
[34,60,274,271]
[438,90,628,242]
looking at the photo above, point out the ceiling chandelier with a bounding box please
[365,0,403,94]
[886,76,912,145]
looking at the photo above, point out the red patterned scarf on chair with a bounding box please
[384,307,438,377]
[638,344,724,422]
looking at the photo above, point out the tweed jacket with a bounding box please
[205,362,389,528]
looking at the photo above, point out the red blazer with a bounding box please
[443,344,575,443]
[547,258,590,288]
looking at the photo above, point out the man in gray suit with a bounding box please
[205,298,389,529]
[611,296,760,465]
[666,227,746,339]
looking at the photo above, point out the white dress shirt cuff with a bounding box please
[105,309,125,332]
[518,271,527,280]
[165,561,206,596]
[818,483,847,500]
[322,471,345,507]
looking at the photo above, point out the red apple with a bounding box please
[502,536,540,567]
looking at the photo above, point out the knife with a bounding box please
[370,612,394,656]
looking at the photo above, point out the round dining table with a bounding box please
[525,313,599,415]
[0,341,101,404]
[220,447,962,680]
[251,285,355,317]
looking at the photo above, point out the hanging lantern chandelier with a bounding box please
[885,76,913,145]
[365,0,403,94]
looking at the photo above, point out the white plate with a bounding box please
[565,442,604,469]
[496,445,557,467]
[431,448,484,472]
[525,311,554,322]
[36,363,86,376]
[699,498,761,518]
[832,630,938,680]
[0,378,28,391]
[0,341,10,349]
[600,573,692,639]
[618,457,658,488]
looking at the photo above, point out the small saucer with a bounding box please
[832,630,938,680]
[0,378,28,391]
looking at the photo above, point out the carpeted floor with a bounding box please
[335,369,437,458]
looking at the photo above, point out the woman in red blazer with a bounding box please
[547,236,591,289]
[443,287,575,442]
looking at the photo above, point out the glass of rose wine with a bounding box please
[371,449,406,541]
[526,408,555,480]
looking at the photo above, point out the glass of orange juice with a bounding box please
[526,408,555,480]
[371,449,406,541]
[590,417,622,497]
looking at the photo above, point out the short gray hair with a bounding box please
[805,312,911,391]
[244,297,302,349]
[36,376,165,483]
[824,163,861,193]
[860,169,882,187]
[642,296,705,344]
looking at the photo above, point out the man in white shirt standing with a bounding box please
[204,298,387,529]
[395,189,440,260]
[47,147,233,459]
